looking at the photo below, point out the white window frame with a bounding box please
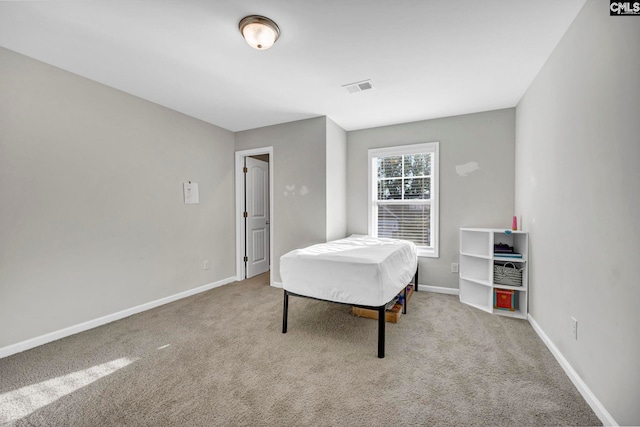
[368,142,439,258]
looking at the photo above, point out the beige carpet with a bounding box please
[0,273,601,426]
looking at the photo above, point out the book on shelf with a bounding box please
[493,243,513,253]
[494,253,522,258]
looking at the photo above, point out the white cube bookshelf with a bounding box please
[459,228,529,319]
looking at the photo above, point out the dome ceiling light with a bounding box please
[239,15,280,50]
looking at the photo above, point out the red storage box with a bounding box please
[494,289,515,311]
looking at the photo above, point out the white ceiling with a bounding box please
[0,1,586,132]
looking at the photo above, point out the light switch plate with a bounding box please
[183,182,199,204]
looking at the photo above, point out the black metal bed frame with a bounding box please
[282,266,418,358]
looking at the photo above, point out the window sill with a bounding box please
[418,247,439,258]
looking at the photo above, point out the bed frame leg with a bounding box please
[402,286,408,314]
[414,266,419,292]
[378,305,385,358]
[282,291,289,334]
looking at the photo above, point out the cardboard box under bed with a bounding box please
[352,284,415,323]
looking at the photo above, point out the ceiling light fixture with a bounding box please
[239,15,280,50]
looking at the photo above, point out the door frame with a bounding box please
[235,146,274,286]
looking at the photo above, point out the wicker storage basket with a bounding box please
[493,262,523,286]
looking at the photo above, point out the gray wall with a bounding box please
[326,118,347,241]
[515,1,639,424]
[347,109,515,289]
[0,47,236,348]
[235,117,328,283]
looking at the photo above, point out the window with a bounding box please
[368,142,439,257]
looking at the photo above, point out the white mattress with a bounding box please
[280,235,418,307]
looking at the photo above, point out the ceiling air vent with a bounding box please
[342,79,374,93]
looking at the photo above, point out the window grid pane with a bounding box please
[378,178,402,200]
[404,177,430,200]
[403,153,431,178]
[377,156,403,179]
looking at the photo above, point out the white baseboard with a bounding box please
[420,284,459,295]
[528,315,617,426]
[0,276,236,359]
[272,281,283,288]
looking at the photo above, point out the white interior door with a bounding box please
[245,157,270,278]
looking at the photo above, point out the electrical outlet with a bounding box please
[203,260,210,270]
[451,263,459,273]
[571,317,578,340]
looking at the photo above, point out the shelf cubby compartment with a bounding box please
[492,288,528,319]
[460,279,492,314]
[459,229,491,257]
[459,254,491,285]
[493,231,528,261]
